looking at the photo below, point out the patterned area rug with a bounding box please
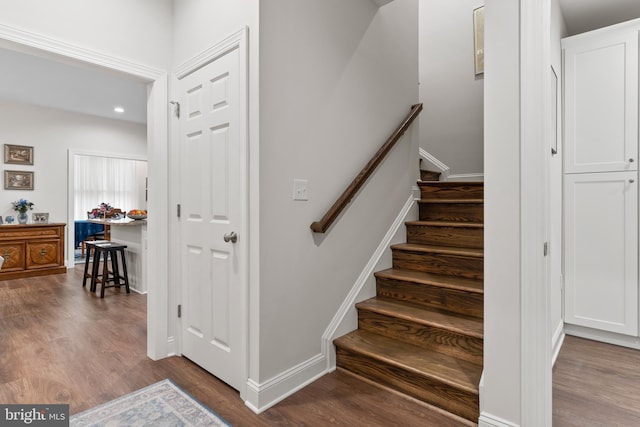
[70,379,230,426]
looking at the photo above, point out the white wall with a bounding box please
[258,0,418,383]
[0,100,146,222]
[419,0,484,176]
[0,0,172,70]
[550,0,567,361]
[482,0,522,423]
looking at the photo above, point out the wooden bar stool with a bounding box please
[89,242,131,298]
[82,240,109,290]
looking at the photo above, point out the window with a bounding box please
[74,155,147,220]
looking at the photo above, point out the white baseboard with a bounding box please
[418,148,484,182]
[564,323,640,350]
[322,194,417,370]
[244,353,327,414]
[479,412,520,427]
[448,173,485,182]
[244,194,418,415]
[419,148,450,180]
[551,321,565,366]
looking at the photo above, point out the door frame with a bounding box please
[0,23,171,361]
[172,27,250,399]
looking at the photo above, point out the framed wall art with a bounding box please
[4,170,34,190]
[473,6,485,75]
[32,213,49,223]
[4,144,34,165]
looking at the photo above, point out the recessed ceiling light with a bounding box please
[114,106,125,114]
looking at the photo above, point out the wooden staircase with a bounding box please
[334,180,484,424]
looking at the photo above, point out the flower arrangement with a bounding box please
[89,202,113,219]
[12,198,34,213]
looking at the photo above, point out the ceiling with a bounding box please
[0,45,148,125]
[0,1,639,124]
[559,0,640,35]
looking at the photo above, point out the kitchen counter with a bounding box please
[89,218,147,293]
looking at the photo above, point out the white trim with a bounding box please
[174,27,248,79]
[0,23,164,80]
[564,323,640,350]
[419,147,450,180]
[172,27,250,400]
[419,148,485,182]
[243,193,416,413]
[146,73,170,360]
[448,173,485,182]
[520,0,553,424]
[479,412,521,427]
[551,321,565,366]
[244,354,327,414]
[322,194,417,369]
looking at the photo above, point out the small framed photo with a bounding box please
[4,144,34,165]
[32,212,49,223]
[4,170,34,190]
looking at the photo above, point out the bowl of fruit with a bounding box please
[127,209,148,220]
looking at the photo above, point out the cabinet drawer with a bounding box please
[26,240,61,269]
[0,243,26,271]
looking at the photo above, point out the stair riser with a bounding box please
[376,276,483,318]
[336,348,479,422]
[406,224,483,249]
[358,310,483,365]
[419,183,484,200]
[419,203,483,223]
[420,170,441,181]
[392,250,483,280]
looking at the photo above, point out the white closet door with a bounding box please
[564,31,638,174]
[564,172,638,336]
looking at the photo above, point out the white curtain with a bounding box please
[74,155,147,220]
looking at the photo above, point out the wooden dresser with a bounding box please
[0,223,66,280]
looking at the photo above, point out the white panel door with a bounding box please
[564,172,638,336]
[178,46,245,390]
[564,31,638,174]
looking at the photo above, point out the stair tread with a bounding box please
[334,330,482,393]
[405,220,484,228]
[357,297,483,338]
[391,243,484,258]
[376,268,483,294]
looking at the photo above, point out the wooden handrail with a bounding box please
[310,103,423,233]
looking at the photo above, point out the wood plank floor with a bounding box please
[3,268,639,426]
[0,267,469,426]
[553,335,640,426]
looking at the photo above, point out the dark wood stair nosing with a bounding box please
[391,243,484,258]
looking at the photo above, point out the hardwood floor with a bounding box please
[553,335,640,426]
[0,267,469,426]
[4,268,639,426]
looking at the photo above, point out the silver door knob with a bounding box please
[223,232,238,243]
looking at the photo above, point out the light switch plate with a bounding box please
[293,179,309,201]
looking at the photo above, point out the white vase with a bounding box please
[18,212,28,224]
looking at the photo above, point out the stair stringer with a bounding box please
[322,193,419,370]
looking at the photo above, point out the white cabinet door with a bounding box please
[564,172,638,336]
[564,31,638,174]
